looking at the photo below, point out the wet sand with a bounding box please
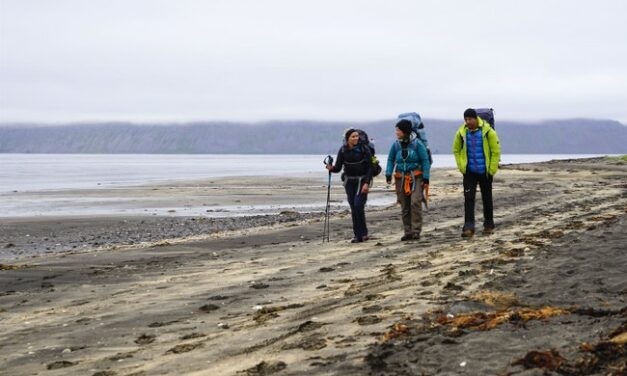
[0,157,625,375]
[0,175,390,260]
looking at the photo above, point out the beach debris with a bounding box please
[318,267,335,272]
[253,303,304,323]
[458,269,481,277]
[469,290,520,310]
[199,304,220,313]
[512,350,564,371]
[381,264,402,281]
[135,333,156,345]
[344,284,362,296]
[459,361,467,367]
[108,351,135,361]
[365,294,383,301]
[237,360,287,375]
[166,342,203,354]
[180,332,206,340]
[218,322,230,329]
[500,248,526,257]
[382,323,409,342]
[296,320,324,333]
[443,282,464,291]
[250,282,270,289]
[363,305,383,314]
[0,263,31,270]
[282,334,327,351]
[148,320,179,328]
[356,315,382,326]
[208,295,229,301]
[47,360,77,369]
[436,306,569,331]
[92,371,117,376]
[4,243,15,248]
[572,306,626,317]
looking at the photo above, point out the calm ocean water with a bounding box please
[0,153,610,193]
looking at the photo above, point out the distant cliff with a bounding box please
[0,119,625,154]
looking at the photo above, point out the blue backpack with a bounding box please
[475,108,495,129]
[397,112,433,165]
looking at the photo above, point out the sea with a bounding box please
[0,154,613,218]
[0,154,609,193]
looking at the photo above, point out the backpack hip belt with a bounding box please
[342,174,369,196]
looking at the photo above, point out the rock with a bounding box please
[135,333,156,345]
[356,315,382,325]
[47,360,77,370]
[238,360,287,375]
[199,304,220,312]
[92,371,117,376]
[166,342,203,354]
[250,282,270,289]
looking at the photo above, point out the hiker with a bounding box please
[326,129,373,243]
[385,119,431,241]
[452,108,501,238]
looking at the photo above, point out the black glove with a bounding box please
[385,175,392,184]
[422,178,429,185]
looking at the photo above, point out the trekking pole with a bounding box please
[323,155,334,243]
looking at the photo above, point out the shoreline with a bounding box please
[0,157,625,375]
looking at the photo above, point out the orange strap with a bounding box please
[394,171,423,196]
[393,170,422,179]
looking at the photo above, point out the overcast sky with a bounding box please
[1,0,626,123]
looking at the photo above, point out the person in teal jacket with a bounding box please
[452,108,501,238]
[385,119,431,241]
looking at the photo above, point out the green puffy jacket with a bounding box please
[452,118,501,175]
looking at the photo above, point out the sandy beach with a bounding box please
[0,157,625,375]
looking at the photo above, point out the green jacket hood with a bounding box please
[457,117,490,134]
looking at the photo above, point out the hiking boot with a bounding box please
[482,227,495,236]
[461,229,475,238]
[362,235,370,242]
[351,237,363,243]
[401,234,413,241]
[413,234,421,240]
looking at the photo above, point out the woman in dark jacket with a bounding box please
[326,129,373,243]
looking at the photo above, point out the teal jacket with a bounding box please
[385,138,430,180]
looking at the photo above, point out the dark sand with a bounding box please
[0,158,625,376]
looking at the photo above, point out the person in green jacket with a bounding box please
[452,108,501,238]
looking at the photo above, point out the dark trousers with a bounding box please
[463,172,494,230]
[345,179,368,239]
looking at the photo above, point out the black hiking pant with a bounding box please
[345,179,368,240]
[463,172,494,231]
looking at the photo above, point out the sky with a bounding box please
[1,0,626,123]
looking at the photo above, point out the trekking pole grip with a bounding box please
[323,155,334,166]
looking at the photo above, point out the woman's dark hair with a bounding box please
[345,128,358,141]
